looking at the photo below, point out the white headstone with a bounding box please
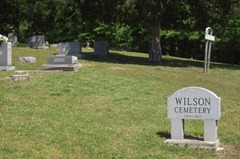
[46,55,78,65]
[0,42,12,66]
[0,42,15,71]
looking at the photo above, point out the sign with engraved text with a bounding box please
[168,87,221,120]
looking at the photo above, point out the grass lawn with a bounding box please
[0,47,240,158]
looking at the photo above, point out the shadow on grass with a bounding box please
[82,51,240,70]
[156,132,171,139]
[82,51,151,66]
[156,131,203,141]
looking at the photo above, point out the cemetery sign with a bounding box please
[165,87,222,150]
[168,87,221,120]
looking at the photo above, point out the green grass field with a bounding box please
[1,47,240,158]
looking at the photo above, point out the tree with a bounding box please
[46,0,83,42]
[80,0,174,63]
[159,0,240,64]
[121,0,174,63]
[0,0,21,35]
[213,0,240,64]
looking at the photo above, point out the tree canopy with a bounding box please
[0,0,239,64]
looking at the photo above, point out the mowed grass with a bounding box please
[0,47,240,158]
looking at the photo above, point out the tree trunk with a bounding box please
[149,19,162,64]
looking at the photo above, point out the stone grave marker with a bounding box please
[0,42,15,71]
[8,33,18,46]
[46,55,78,65]
[10,74,30,81]
[164,87,222,150]
[86,40,91,49]
[19,56,36,63]
[93,41,108,57]
[27,35,46,49]
[44,55,82,72]
[58,42,82,58]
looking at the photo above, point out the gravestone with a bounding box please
[86,40,91,49]
[0,42,15,71]
[19,56,36,63]
[10,74,30,81]
[46,55,78,65]
[164,87,222,150]
[27,35,46,49]
[44,55,82,71]
[93,41,108,57]
[58,42,82,58]
[8,33,18,46]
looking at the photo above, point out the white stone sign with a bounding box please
[165,87,222,150]
[168,87,220,120]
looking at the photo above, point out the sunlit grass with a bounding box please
[0,47,239,158]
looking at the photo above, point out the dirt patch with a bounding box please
[83,63,94,67]
[216,143,240,158]
[109,66,127,71]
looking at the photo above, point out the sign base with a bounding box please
[164,139,223,150]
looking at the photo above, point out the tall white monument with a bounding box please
[204,27,215,74]
[0,42,15,71]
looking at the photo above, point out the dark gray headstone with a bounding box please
[93,41,108,57]
[8,33,18,46]
[58,42,82,58]
[47,55,78,65]
[27,35,46,49]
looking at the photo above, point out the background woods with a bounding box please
[0,0,239,64]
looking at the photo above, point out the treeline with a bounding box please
[1,0,239,64]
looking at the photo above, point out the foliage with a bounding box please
[213,1,240,64]
[80,21,147,52]
[119,0,175,63]
[0,0,240,64]
[159,0,240,63]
